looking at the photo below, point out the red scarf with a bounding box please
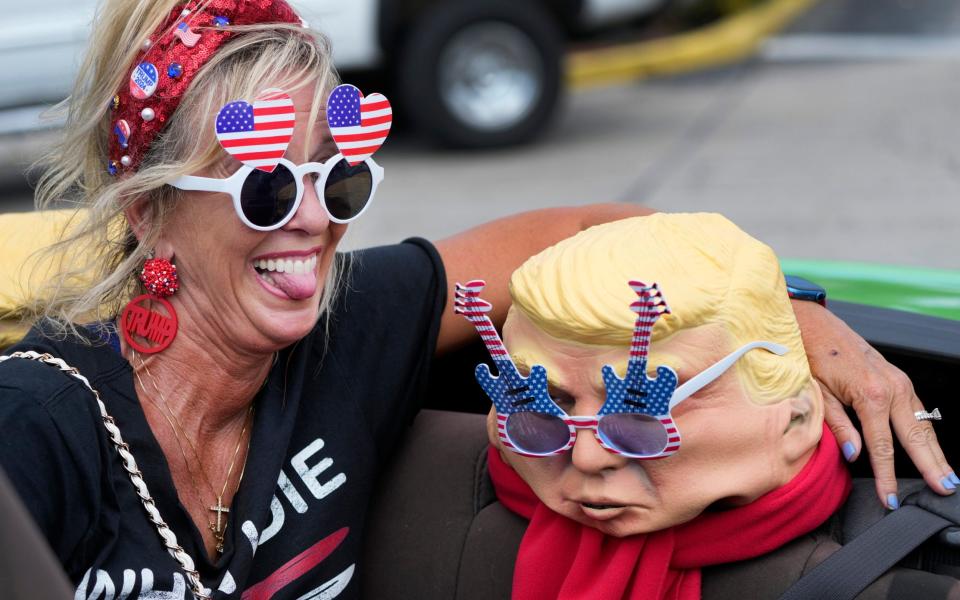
[488,424,851,600]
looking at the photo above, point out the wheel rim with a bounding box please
[437,21,544,132]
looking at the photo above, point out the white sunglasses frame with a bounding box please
[168,154,384,231]
[498,340,788,459]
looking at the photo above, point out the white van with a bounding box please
[0,0,667,146]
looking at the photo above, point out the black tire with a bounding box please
[397,1,564,148]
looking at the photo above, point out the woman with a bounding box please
[0,1,950,598]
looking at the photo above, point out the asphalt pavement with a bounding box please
[2,0,958,268]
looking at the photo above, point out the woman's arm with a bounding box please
[434,203,654,354]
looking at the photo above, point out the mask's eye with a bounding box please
[548,386,575,411]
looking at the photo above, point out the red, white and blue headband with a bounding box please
[108,0,303,174]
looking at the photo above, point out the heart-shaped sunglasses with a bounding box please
[169,155,383,231]
[170,85,390,231]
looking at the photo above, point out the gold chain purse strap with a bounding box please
[0,351,210,600]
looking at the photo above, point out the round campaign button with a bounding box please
[114,119,131,148]
[129,62,159,100]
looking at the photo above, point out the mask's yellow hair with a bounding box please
[508,213,810,404]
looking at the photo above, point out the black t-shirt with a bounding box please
[0,239,446,600]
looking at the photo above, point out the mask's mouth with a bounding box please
[580,502,625,510]
[578,500,630,521]
[252,252,320,300]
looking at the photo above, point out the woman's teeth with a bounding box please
[254,254,318,274]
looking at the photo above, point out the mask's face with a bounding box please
[490,309,821,537]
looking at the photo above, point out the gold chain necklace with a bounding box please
[133,353,253,554]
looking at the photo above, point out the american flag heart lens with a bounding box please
[506,412,573,455]
[327,84,392,165]
[597,413,670,457]
[215,89,295,173]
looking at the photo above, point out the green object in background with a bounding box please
[781,259,960,322]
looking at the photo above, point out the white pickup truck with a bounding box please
[0,0,667,147]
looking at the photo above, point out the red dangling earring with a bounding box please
[120,257,179,354]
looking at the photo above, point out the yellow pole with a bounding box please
[567,0,821,89]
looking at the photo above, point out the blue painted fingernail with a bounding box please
[887,494,900,510]
[949,472,960,486]
[842,441,856,462]
[942,477,957,491]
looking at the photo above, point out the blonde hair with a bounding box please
[23,0,342,339]
[508,213,810,403]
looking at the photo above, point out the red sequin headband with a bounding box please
[107,0,303,175]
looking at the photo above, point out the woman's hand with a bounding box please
[792,300,956,509]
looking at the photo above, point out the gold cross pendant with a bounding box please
[209,499,230,553]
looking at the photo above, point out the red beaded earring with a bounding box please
[120,257,179,354]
